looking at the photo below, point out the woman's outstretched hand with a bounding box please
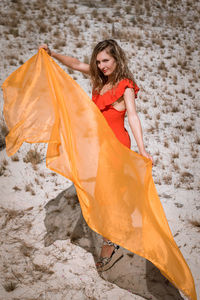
[140,149,154,165]
[38,44,51,55]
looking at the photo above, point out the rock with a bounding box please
[44,184,184,300]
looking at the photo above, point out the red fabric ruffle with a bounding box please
[92,79,139,111]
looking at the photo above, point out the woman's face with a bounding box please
[96,49,117,77]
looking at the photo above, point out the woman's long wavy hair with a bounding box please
[90,39,136,92]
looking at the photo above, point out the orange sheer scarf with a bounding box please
[2,49,197,300]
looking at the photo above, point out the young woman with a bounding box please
[39,39,153,271]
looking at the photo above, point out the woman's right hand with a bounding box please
[140,149,154,165]
[38,44,51,55]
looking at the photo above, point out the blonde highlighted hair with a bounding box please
[90,39,136,92]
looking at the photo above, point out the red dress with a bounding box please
[92,79,139,149]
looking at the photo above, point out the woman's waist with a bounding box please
[101,106,126,114]
[101,108,126,120]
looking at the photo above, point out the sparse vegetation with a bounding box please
[172,153,179,159]
[0,121,9,150]
[20,242,35,257]
[158,61,167,71]
[171,106,179,113]
[180,172,194,184]
[33,263,54,274]
[34,177,40,185]
[0,159,8,176]
[3,281,17,292]
[39,172,45,178]
[0,164,6,176]
[195,137,200,145]
[13,185,21,191]
[164,141,169,148]
[3,208,25,227]
[11,154,19,162]
[186,125,193,132]
[23,149,42,165]
[163,175,172,185]
[173,135,180,143]
[189,220,200,228]
[25,183,36,195]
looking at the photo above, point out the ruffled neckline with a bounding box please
[92,78,139,111]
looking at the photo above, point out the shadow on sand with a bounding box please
[44,184,183,300]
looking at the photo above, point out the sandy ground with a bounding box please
[0,0,199,299]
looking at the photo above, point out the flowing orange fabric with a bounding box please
[2,49,197,300]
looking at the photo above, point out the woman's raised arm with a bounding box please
[39,44,90,75]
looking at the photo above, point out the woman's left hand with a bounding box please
[140,150,154,165]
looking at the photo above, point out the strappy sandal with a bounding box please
[96,240,123,272]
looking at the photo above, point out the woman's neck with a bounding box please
[107,74,114,83]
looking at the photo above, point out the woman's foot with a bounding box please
[96,240,123,272]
